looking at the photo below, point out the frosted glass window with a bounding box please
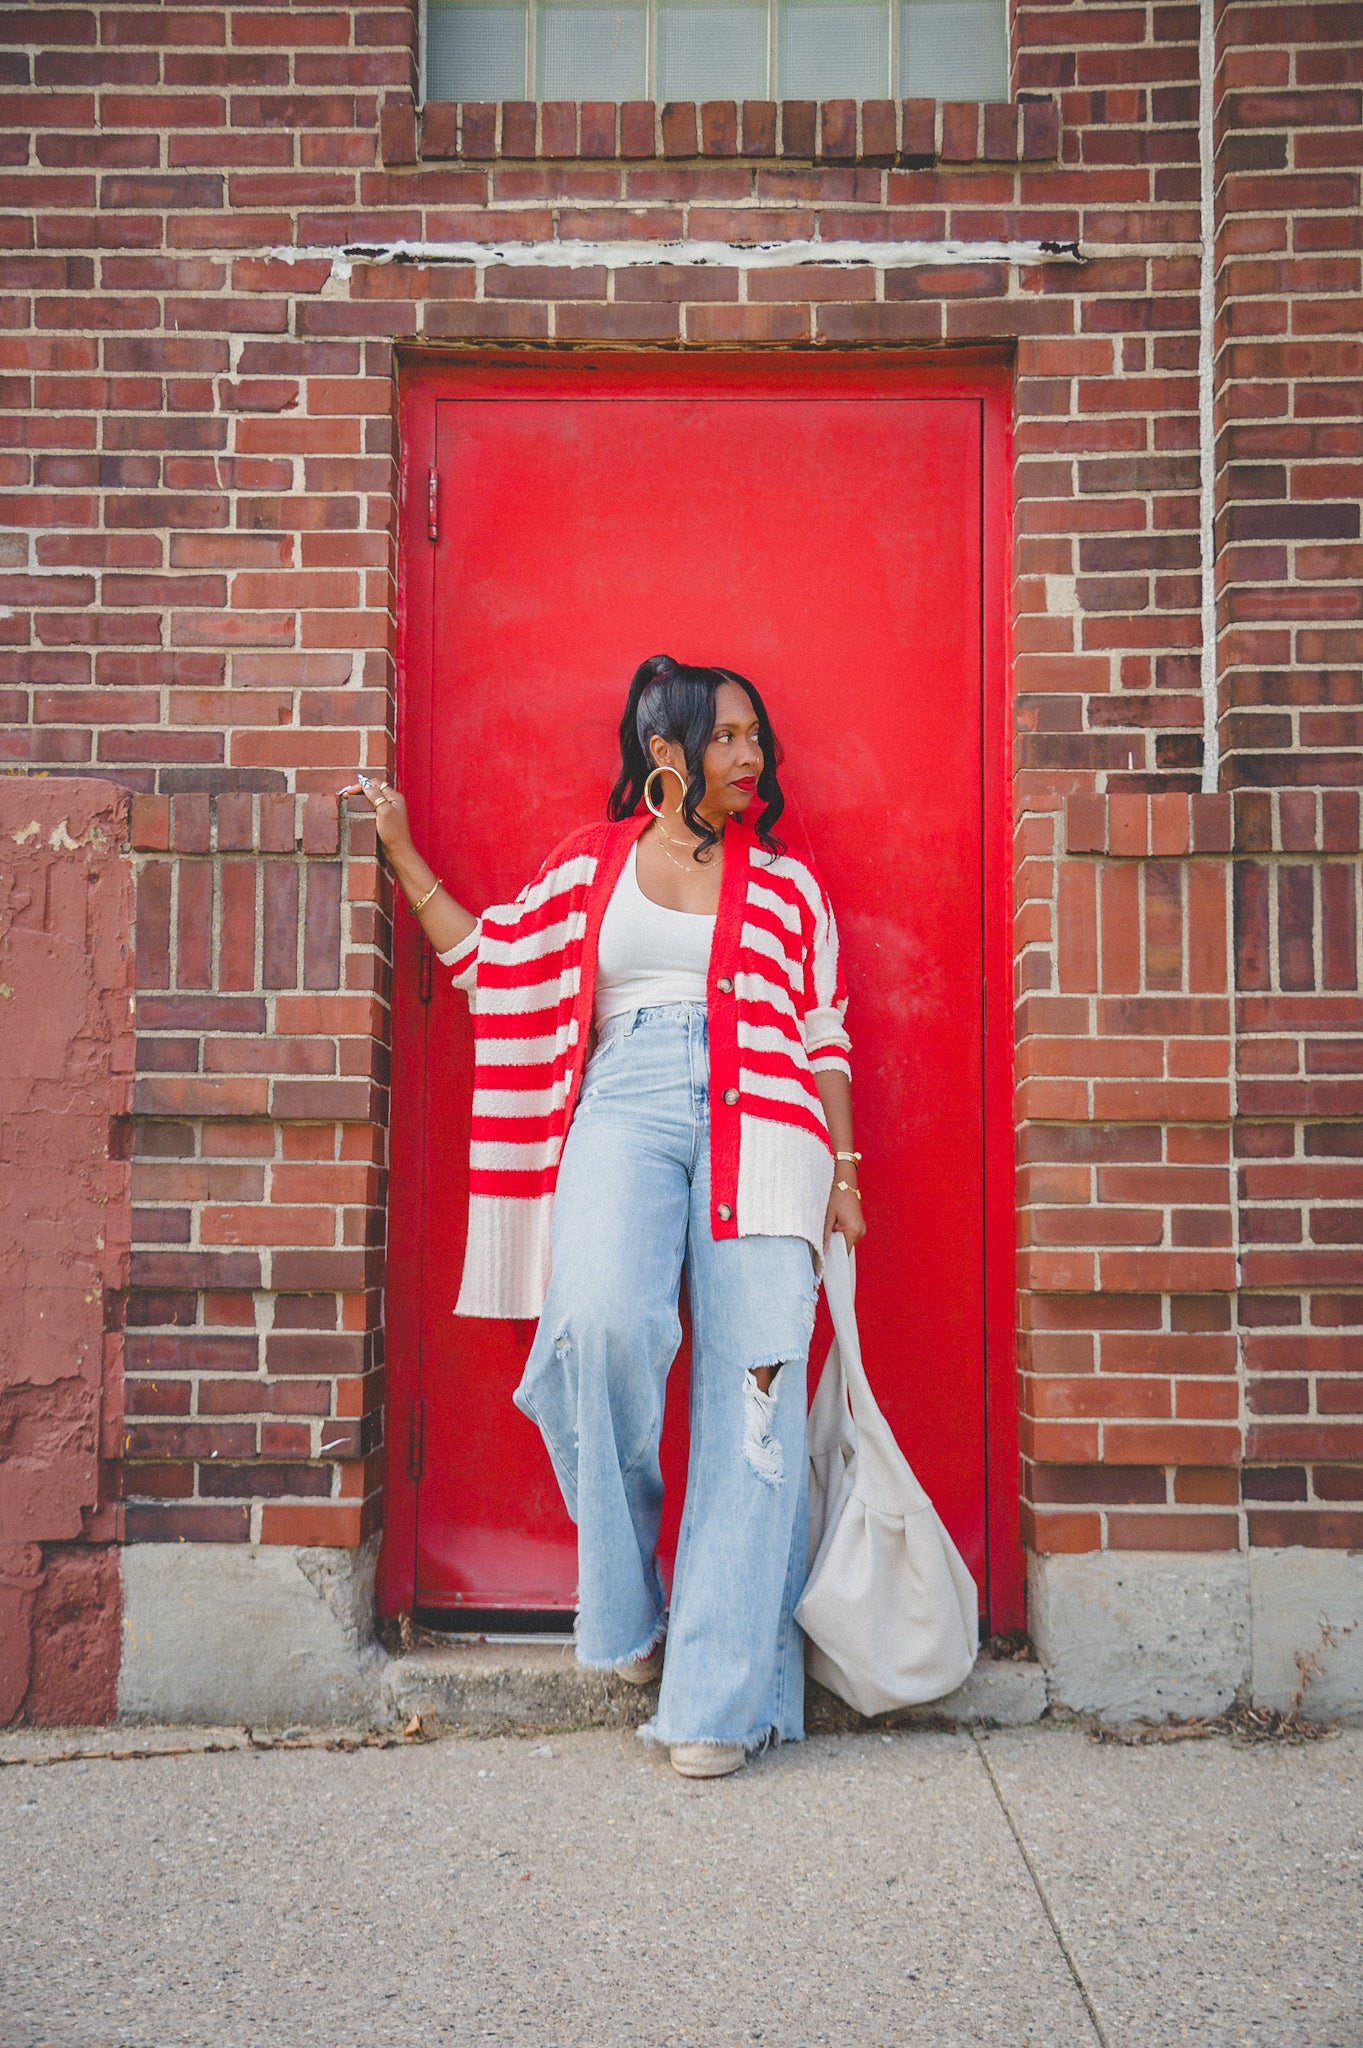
[422,0,1010,103]
[426,0,528,102]
[777,0,890,100]
[900,0,1008,100]
[658,2,769,102]
[537,0,648,99]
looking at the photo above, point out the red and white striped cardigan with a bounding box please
[439,812,852,1319]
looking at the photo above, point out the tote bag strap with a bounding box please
[821,1234,872,1423]
[822,1233,933,1516]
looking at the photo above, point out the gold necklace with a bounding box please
[649,818,719,874]
[652,829,699,875]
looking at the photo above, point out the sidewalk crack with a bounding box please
[971,1730,1111,2048]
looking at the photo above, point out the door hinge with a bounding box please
[408,1396,425,1483]
[427,467,439,543]
[418,931,433,1004]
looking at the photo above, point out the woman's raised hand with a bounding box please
[339,776,413,854]
[338,774,478,955]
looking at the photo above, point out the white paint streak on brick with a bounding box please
[288,236,1084,281]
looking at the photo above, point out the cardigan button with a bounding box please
[716,1203,733,1222]
[722,1087,739,1105]
[716,975,733,994]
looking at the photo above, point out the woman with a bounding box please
[344,656,864,1779]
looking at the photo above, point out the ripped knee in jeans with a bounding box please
[742,1362,787,1485]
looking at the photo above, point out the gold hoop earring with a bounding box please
[643,764,688,819]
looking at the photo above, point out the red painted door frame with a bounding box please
[379,350,1020,1634]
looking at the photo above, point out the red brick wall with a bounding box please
[1021,791,1241,1553]
[1215,0,1363,791]
[0,0,1358,1595]
[1232,787,1363,1546]
[124,787,385,1547]
[0,777,131,1724]
[1217,4,1363,1547]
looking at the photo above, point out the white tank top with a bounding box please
[594,843,715,1026]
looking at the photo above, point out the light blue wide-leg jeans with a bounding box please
[513,1002,816,1750]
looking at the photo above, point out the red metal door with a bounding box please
[383,354,1018,1631]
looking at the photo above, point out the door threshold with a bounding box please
[381,1639,1046,1733]
[414,1606,575,1639]
[451,1632,575,1646]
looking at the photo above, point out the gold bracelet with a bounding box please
[835,1150,862,1163]
[835,1179,862,1197]
[409,878,442,915]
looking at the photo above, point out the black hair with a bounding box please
[607,655,786,860]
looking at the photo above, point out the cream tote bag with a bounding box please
[795,1235,980,1716]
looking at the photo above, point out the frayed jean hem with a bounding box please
[635,1718,802,1755]
[573,1608,668,1672]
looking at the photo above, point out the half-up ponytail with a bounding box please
[607,654,786,859]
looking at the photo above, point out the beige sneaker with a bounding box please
[612,1641,664,1685]
[669,1742,745,1779]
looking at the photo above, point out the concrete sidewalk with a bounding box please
[1,1723,1359,2048]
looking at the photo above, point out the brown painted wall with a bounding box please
[0,776,131,1724]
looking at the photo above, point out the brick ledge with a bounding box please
[381,94,1060,168]
[131,791,349,858]
[1065,790,1363,858]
